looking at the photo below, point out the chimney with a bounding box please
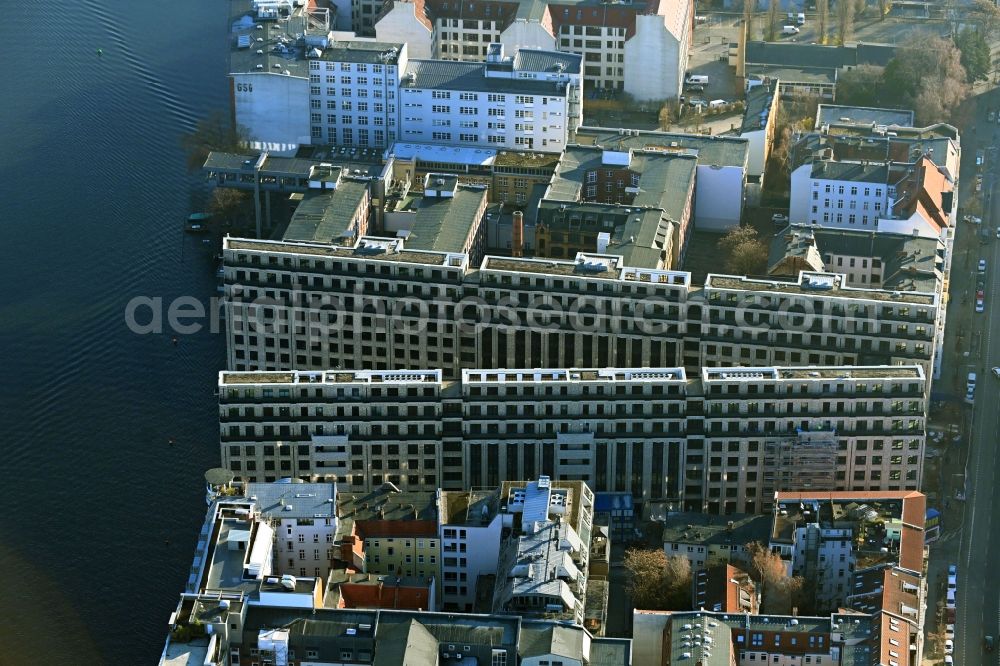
[512,211,524,258]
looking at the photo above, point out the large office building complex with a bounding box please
[218,364,926,514]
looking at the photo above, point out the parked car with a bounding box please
[782,24,800,34]
[979,258,987,272]
[989,109,996,122]
[977,298,985,312]
[977,288,986,300]
[772,213,789,224]
[986,635,995,652]
[977,149,985,165]
[945,624,955,640]
[964,214,982,224]
[995,226,999,238]
[992,367,1000,379]
[685,83,705,93]
[949,564,958,576]
[797,11,806,23]
[967,372,977,402]
[685,74,709,85]
[695,14,708,22]
[945,639,955,655]
[708,99,727,109]
[687,98,707,109]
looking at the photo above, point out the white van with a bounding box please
[685,74,709,85]
[797,12,806,24]
[708,99,727,109]
[782,25,800,35]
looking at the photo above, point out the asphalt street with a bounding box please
[953,91,1000,666]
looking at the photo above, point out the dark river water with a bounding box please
[0,1,230,662]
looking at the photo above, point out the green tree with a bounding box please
[624,549,693,610]
[955,28,991,82]
[835,64,883,106]
[719,225,769,275]
[180,111,247,172]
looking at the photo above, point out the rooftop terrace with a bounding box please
[706,272,936,305]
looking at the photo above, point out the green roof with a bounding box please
[283,178,370,243]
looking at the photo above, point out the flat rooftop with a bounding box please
[220,369,443,386]
[706,272,936,305]
[574,126,749,169]
[403,58,574,95]
[701,365,923,382]
[660,512,772,546]
[462,368,687,384]
[387,142,497,166]
[816,104,914,130]
[313,40,403,65]
[440,488,501,527]
[225,237,460,267]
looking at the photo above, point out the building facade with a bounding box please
[218,365,926,514]
[399,46,582,153]
[375,0,693,100]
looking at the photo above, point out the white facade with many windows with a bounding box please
[306,41,407,148]
[790,161,890,229]
[399,47,582,152]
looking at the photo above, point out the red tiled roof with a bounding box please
[337,581,433,610]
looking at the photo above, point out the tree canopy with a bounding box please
[955,28,991,82]
[719,225,769,275]
[624,548,692,610]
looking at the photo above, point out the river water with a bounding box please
[0,1,230,661]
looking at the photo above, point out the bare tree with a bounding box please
[970,0,1000,34]
[766,0,780,41]
[883,35,970,124]
[180,111,248,172]
[624,549,692,610]
[209,188,251,228]
[743,0,756,41]
[719,225,769,275]
[745,541,805,614]
[836,0,855,45]
[816,0,829,43]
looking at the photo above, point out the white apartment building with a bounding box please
[306,41,406,148]
[375,0,692,100]
[244,481,340,580]
[438,488,505,610]
[790,161,892,228]
[493,477,594,625]
[399,45,582,152]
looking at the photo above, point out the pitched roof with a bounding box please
[373,619,439,666]
[283,179,370,243]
